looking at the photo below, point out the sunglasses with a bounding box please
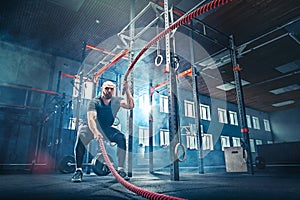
[104,87,114,90]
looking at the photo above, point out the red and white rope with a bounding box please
[101,1,234,199]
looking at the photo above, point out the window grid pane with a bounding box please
[186,132,198,150]
[218,108,228,124]
[138,127,149,146]
[252,117,260,129]
[256,139,263,145]
[232,137,241,147]
[229,111,238,125]
[184,100,195,118]
[200,104,211,120]
[246,115,252,128]
[202,134,213,150]
[263,119,271,131]
[160,129,169,146]
[220,136,230,151]
[250,139,256,152]
[160,95,168,113]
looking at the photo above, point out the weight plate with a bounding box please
[58,155,76,174]
[91,153,113,176]
[255,156,266,169]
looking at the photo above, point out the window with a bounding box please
[186,132,198,150]
[139,94,149,109]
[263,119,271,132]
[267,140,273,144]
[249,139,256,152]
[218,108,228,124]
[184,100,195,118]
[139,93,151,113]
[160,95,168,113]
[246,115,252,128]
[232,137,241,147]
[256,139,263,145]
[68,118,77,130]
[252,116,260,129]
[229,111,238,126]
[73,78,94,99]
[200,104,211,120]
[160,129,169,147]
[220,136,230,151]
[202,134,214,150]
[138,127,149,146]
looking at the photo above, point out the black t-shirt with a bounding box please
[87,96,123,129]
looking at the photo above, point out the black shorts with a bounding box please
[77,124,123,146]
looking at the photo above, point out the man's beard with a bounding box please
[104,93,112,99]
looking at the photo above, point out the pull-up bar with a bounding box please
[86,44,129,60]
[150,68,193,95]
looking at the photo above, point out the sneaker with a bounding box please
[71,170,83,182]
[117,169,130,180]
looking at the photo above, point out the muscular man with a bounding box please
[71,80,134,182]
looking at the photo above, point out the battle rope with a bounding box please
[123,0,233,84]
[98,139,186,200]
[105,0,235,198]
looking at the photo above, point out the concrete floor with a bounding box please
[1,168,300,200]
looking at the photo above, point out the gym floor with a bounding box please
[1,168,300,200]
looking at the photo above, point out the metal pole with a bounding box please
[164,0,171,73]
[189,22,204,174]
[119,2,152,34]
[168,54,180,181]
[74,42,87,134]
[229,35,254,174]
[86,81,97,174]
[55,92,65,170]
[56,71,62,93]
[164,0,179,181]
[127,0,135,178]
[149,81,154,173]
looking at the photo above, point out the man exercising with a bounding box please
[72,80,134,182]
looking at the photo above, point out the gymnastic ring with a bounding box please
[154,54,163,66]
[174,143,186,162]
[113,117,120,126]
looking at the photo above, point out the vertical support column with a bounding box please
[55,92,65,170]
[127,0,135,178]
[71,41,87,172]
[189,24,204,174]
[168,55,180,181]
[87,80,97,174]
[33,120,43,172]
[75,73,83,134]
[149,81,154,173]
[229,35,254,175]
[75,41,86,134]
[56,71,62,93]
[164,0,171,73]
[165,0,179,181]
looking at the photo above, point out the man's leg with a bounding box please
[72,137,85,182]
[72,125,93,182]
[115,133,126,169]
[74,137,86,170]
[108,128,128,178]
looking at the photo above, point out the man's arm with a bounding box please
[120,81,134,109]
[87,110,103,141]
